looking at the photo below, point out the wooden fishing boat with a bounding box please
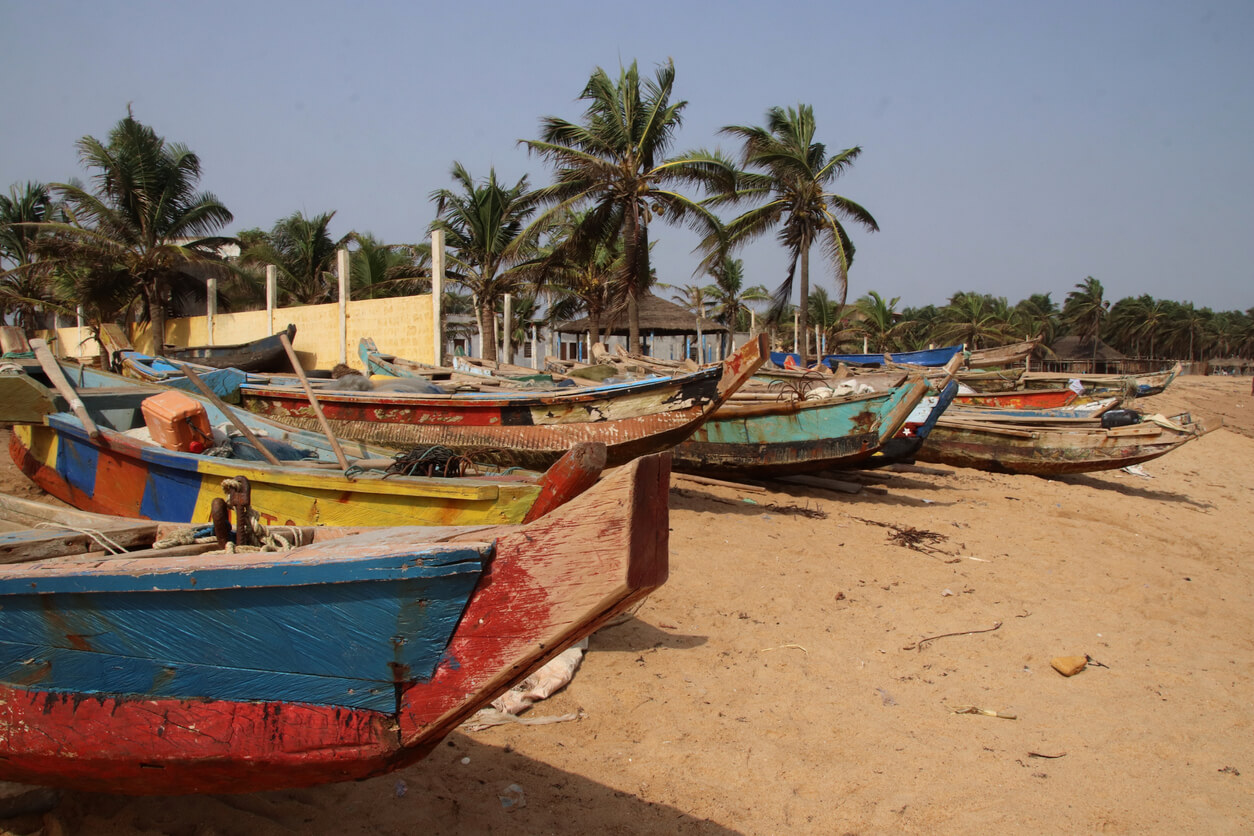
[360,339,563,390]
[1019,362,1182,397]
[110,349,251,401]
[237,335,769,470]
[0,453,668,795]
[9,372,605,529]
[953,388,1080,409]
[670,369,932,477]
[819,344,964,368]
[860,380,960,468]
[965,339,1039,368]
[916,411,1212,475]
[947,397,1120,421]
[165,324,297,373]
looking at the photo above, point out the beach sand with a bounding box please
[1,375,1251,834]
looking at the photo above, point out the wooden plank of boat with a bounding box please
[0,494,162,563]
[166,324,297,373]
[239,335,769,470]
[0,453,669,795]
[8,372,607,528]
[917,412,1207,475]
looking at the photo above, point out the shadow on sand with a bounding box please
[1051,472,1216,509]
[50,733,743,835]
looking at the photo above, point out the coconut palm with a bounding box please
[239,211,348,306]
[935,291,1013,350]
[532,208,629,346]
[848,290,913,353]
[1010,293,1058,346]
[705,251,769,336]
[1,182,65,332]
[523,59,726,354]
[429,163,537,362]
[1062,277,1109,361]
[37,111,234,345]
[704,103,878,361]
[349,233,430,299]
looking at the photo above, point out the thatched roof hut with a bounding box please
[556,293,727,336]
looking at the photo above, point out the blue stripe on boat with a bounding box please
[0,542,487,711]
[56,433,98,496]
[138,450,204,521]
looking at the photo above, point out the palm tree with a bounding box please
[807,288,849,356]
[38,111,234,345]
[239,211,348,306]
[1010,293,1058,346]
[349,233,430,299]
[1062,277,1109,362]
[429,163,537,362]
[1,182,65,332]
[532,208,628,346]
[704,103,878,362]
[660,282,716,361]
[849,290,913,353]
[705,251,769,327]
[523,59,725,354]
[935,291,1012,350]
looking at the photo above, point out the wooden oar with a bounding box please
[29,338,100,439]
[175,362,282,466]
[279,333,350,470]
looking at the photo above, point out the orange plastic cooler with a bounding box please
[141,390,212,452]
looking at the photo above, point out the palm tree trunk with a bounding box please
[147,280,166,353]
[798,245,810,363]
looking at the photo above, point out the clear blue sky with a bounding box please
[3,0,1251,313]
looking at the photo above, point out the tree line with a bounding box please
[2,64,1249,365]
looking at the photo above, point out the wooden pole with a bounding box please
[30,338,100,439]
[280,332,350,469]
[177,363,282,465]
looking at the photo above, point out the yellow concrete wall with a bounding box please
[124,294,434,370]
[34,326,101,360]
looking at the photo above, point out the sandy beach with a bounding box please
[2,375,1251,835]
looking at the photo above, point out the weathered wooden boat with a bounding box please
[916,411,1212,475]
[965,339,1039,368]
[1019,362,1182,398]
[165,324,297,373]
[0,453,668,795]
[9,371,605,528]
[670,369,932,477]
[947,396,1120,421]
[825,344,964,368]
[953,388,1080,409]
[360,338,563,390]
[236,335,769,470]
[860,380,960,468]
[110,349,251,401]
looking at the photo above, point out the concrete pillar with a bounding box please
[431,230,444,366]
[76,305,85,360]
[337,248,350,364]
[206,277,217,346]
[503,293,513,365]
[265,265,277,336]
[531,324,540,370]
[793,311,799,353]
